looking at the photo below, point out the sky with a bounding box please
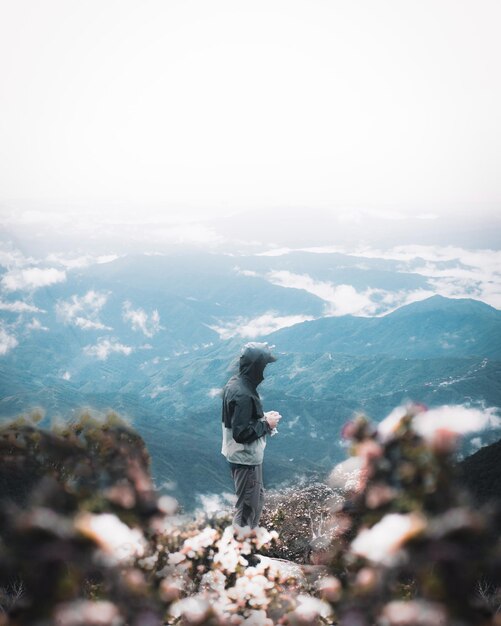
[1,0,501,235]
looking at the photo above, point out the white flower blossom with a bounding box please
[213,526,248,573]
[168,551,187,566]
[182,526,219,557]
[168,596,211,623]
[227,572,274,610]
[293,595,334,622]
[241,609,274,626]
[351,513,426,565]
[253,526,279,550]
[200,569,227,593]
[75,513,146,564]
[137,553,158,570]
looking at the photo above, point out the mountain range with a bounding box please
[0,252,500,507]
[265,295,501,359]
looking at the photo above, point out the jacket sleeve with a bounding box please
[232,394,271,444]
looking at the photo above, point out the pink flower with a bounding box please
[429,428,459,454]
[341,421,358,440]
[379,600,447,625]
[54,600,122,626]
[365,484,396,509]
[354,567,377,592]
[316,576,342,602]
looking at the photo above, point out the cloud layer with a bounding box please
[266,270,434,317]
[378,404,501,443]
[1,267,66,291]
[0,325,18,355]
[56,291,111,331]
[46,253,119,269]
[0,300,43,313]
[255,244,501,316]
[338,245,501,309]
[26,318,48,332]
[83,338,133,360]
[210,312,314,340]
[122,302,161,338]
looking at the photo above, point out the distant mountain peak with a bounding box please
[387,295,499,318]
[264,293,501,359]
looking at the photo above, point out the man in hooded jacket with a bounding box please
[221,342,281,529]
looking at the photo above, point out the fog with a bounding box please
[1,0,500,231]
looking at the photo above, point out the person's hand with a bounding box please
[264,410,281,430]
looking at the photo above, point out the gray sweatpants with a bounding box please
[230,463,264,528]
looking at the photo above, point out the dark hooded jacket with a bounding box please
[221,344,276,465]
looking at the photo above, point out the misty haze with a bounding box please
[1,2,500,625]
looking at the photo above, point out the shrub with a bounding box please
[1,405,500,625]
[322,407,501,626]
[0,412,166,625]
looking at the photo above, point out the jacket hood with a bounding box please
[239,342,277,386]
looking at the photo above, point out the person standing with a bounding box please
[221,342,281,529]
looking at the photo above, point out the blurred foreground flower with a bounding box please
[0,413,167,625]
[351,513,426,565]
[324,404,501,626]
[54,600,123,626]
[76,513,147,564]
[378,599,447,626]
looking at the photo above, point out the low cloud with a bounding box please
[210,311,314,340]
[344,245,501,310]
[26,318,48,331]
[378,405,501,443]
[46,254,97,270]
[351,244,500,267]
[415,266,501,309]
[257,247,293,257]
[1,267,66,291]
[83,338,133,360]
[0,325,18,355]
[122,301,162,338]
[234,267,259,277]
[56,290,111,331]
[0,244,36,269]
[414,405,501,438]
[46,253,120,269]
[265,241,501,315]
[324,285,379,316]
[255,244,501,312]
[73,318,110,331]
[0,300,43,313]
[196,493,236,517]
[470,437,483,451]
[267,271,383,316]
[375,288,437,315]
[149,385,170,399]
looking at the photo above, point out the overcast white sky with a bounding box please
[0,0,500,227]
